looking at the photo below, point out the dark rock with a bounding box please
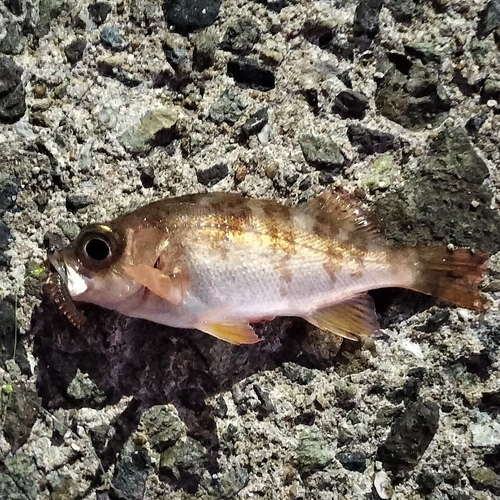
[253,383,277,415]
[97,61,143,87]
[253,0,289,12]
[280,362,317,385]
[209,464,249,498]
[196,163,229,187]
[336,452,367,472]
[334,90,369,119]
[100,26,128,51]
[301,21,335,48]
[220,16,261,56]
[0,221,12,268]
[0,300,17,369]
[160,436,208,488]
[139,405,185,452]
[140,166,156,188]
[66,194,92,212]
[88,2,112,25]
[0,55,26,124]
[214,395,228,418]
[163,0,221,32]
[65,38,87,64]
[227,58,275,91]
[418,309,450,333]
[375,60,451,129]
[2,378,40,450]
[294,411,317,426]
[162,42,188,71]
[417,470,442,494]
[477,0,500,39]
[479,390,500,414]
[481,77,500,102]
[5,0,23,15]
[465,115,487,134]
[373,127,500,254]
[377,398,440,472]
[36,0,67,38]
[397,368,425,402]
[193,32,217,71]
[0,174,18,211]
[455,350,493,380]
[484,447,500,474]
[112,446,150,500]
[347,125,399,154]
[241,108,268,139]
[209,87,247,125]
[0,22,27,55]
[352,0,383,50]
[299,133,345,171]
[43,231,65,252]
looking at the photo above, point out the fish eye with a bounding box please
[84,238,111,261]
[75,225,123,270]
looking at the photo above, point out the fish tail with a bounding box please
[410,246,488,310]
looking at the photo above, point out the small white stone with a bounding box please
[374,470,393,499]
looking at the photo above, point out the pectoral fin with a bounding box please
[197,321,261,345]
[304,294,379,340]
[122,263,187,306]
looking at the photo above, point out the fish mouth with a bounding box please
[45,252,86,328]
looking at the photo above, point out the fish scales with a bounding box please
[46,190,488,344]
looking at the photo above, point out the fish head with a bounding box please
[46,223,144,324]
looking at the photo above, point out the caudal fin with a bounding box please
[411,247,488,311]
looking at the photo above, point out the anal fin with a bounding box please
[197,321,261,345]
[122,263,188,306]
[304,294,379,341]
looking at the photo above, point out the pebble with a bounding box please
[100,26,128,51]
[227,58,275,91]
[0,55,26,124]
[88,1,112,25]
[334,90,369,120]
[164,0,221,32]
[196,162,229,187]
[299,133,345,171]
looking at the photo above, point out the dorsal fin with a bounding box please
[294,188,385,247]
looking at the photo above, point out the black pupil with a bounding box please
[85,238,111,261]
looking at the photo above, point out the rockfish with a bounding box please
[46,190,488,344]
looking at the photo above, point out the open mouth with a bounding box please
[45,255,86,328]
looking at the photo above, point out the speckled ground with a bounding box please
[1,0,500,499]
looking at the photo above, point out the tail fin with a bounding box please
[411,247,488,311]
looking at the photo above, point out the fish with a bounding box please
[46,189,488,344]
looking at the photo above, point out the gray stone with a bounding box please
[209,87,247,125]
[4,454,38,500]
[0,23,27,55]
[220,16,261,55]
[138,405,186,451]
[100,26,128,51]
[119,106,179,153]
[296,428,335,472]
[160,436,208,479]
[299,133,345,171]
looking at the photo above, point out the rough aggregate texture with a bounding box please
[1,0,500,498]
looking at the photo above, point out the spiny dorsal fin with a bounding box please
[295,188,384,246]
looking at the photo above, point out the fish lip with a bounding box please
[48,251,68,285]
